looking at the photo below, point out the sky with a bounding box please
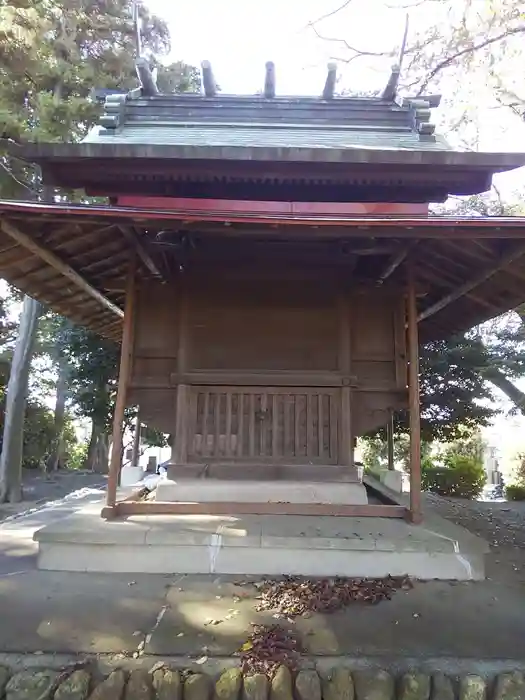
[145,0,418,95]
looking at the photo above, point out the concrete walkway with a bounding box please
[2,489,525,660]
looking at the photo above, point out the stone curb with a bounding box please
[1,663,525,700]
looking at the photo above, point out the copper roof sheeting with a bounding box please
[1,199,525,341]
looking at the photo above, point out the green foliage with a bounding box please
[66,440,89,470]
[0,0,199,197]
[512,452,525,486]
[20,402,55,469]
[417,335,495,442]
[142,426,169,449]
[57,321,119,431]
[361,432,432,473]
[442,430,486,464]
[422,454,486,500]
[505,484,525,501]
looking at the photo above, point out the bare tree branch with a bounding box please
[416,24,525,96]
[308,0,355,27]
[309,23,389,60]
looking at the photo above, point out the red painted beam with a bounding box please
[116,196,429,217]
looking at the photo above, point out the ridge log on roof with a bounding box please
[135,57,158,96]
[322,63,337,100]
[264,61,276,98]
[201,61,217,97]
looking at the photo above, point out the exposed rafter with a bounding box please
[377,241,417,283]
[118,225,164,280]
[0,219,123,318]
[201,61,217,97]
[322,63,337,100]
[418,241,525,322]
[264,62,276,98]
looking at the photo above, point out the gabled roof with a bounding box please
[82,92,447,153]
[13,61,525,202]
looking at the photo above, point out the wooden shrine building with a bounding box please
[2,60,525,527]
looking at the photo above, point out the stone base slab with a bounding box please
[155,479,368,505]
[34,506,486,579]
[166,463,359,482]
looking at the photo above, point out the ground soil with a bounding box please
[423,492,525,587]
[0,469,105,522]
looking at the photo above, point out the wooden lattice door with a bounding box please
[188,387,339,464]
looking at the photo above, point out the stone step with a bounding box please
[33,506,486,580]
[155,479,368,505]
[166,463,361,482]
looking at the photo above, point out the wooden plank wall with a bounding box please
[128,276,407,462]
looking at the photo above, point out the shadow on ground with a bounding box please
[1,572,525,659]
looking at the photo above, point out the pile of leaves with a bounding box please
[237,576,413,677]
[254,575,413,617]
[239,624,301,678]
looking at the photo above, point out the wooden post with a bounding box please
[406,260,422,523]
[131,408,141,467]
[338,294,353,469]
[172,290,190,465]
[106,253,137,509]
[387,409,395,471]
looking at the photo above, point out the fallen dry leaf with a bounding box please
[253,575,413,618]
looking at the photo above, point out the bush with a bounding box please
[505,484,525,501]
[421,454,486,499]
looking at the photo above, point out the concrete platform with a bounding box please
[166,463,360,482]
[155,479,368,505]
[33,503,488,580]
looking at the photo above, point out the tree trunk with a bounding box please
[484,366,525,415]
[0,296,41,503]
[46,354,68,472]
[85,421,109,473]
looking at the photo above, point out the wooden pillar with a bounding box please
[106,254,137,509]
[406,260,422,523]
[172,289,189,465]
[338,294,353,468]
[387,409,395,471]
[131,408,141,467]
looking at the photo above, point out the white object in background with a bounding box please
[120,464,144,487]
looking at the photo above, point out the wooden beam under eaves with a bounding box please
[118,225,164,280]
[418,241,525,322]
[377,241,417,283]
[0,219,124,318]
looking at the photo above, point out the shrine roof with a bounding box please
[2,198,525,343]
[10,61,525,202]
[80,92,450,153]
